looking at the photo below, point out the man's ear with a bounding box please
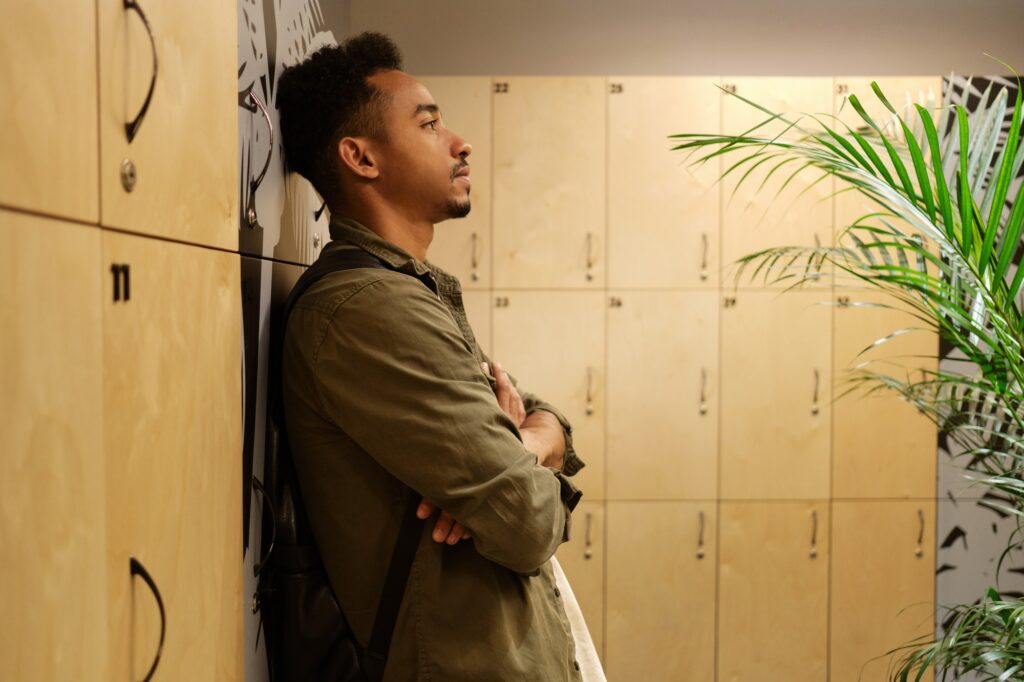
[337,136,380,180]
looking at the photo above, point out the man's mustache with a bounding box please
[451,161,470,180]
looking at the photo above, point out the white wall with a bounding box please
[351,0,1024,76]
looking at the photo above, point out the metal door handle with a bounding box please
[244,89,273,228]
[130,557,166,682]
[811,368,820,416]
[700,367,708,416]
[809,510,819,559]
[123,0,158,143]
[700,232,709,281]
[471,232,480,281]
[585,233,595,281]
[583,512,593,560]
[697,510,706,560]
[916,508,925,558]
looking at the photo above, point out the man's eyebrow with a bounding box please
[414,103,440,116]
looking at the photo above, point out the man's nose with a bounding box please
[453,134,472,159]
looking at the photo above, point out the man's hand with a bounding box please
[483,361,566,470]
[417,498,472,544]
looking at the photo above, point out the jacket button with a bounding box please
[554,587,561,598]
[574,660,581,671]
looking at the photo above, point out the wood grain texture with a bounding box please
[103,232,242,681]
[0,212,108,681]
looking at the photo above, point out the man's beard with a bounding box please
[444,195,472,219]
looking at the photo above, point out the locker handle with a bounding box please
[697,511,706,560]
[585,367,595,416]
[811,368,820,416]
[809,510,819,559]
[470,232,480,282]
[583,512,593,560]
[130,556,166,682]
[244,89,273,229]
[700,233,709,281]
[699,368,708,416]
[123,0,159,143]
[585,233,595,281]
[916,508,925,558]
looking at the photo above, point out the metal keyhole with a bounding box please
[120,159,137,192]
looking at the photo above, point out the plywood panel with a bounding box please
[492,291,606,499]
[104,232,242,681]
[556,501,605,659]
[0,212,107,681]
[493,77,606,288]
[833,289,938,498]
[99,0,237,249]
[0,3,98,221]
[607,291,718,499]
[720,290,831,499]
[719,501,829,682]
[420,76,492,289]
[832,500,935,682]
[720,77,834,289]
[607,77,720,289]
[607,501,716,681]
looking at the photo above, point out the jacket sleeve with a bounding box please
[480,352,586,478]
[301,274,580,575]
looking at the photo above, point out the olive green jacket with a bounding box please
[282,216,586,681]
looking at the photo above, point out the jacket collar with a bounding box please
[328,215,433,278]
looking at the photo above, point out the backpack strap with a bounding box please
[272,244,430,678]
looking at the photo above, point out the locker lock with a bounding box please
[120,159,137,192]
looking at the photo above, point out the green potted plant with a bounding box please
[672,73,1024,680]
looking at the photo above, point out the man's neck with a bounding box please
[342,204,434,262]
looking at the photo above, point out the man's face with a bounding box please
[367,70,472,223]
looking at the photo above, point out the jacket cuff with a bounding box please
[529,407,585,478]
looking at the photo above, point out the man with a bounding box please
[276,31,586,680]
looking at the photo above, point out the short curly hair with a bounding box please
[276,32,403,208]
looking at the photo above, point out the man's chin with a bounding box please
[443,198,472,220]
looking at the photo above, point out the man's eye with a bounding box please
[424,119,439,131]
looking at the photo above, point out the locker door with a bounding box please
[832,501,935,682]
[492,291,605,499]
[720,77,834,289]
[606,501,716,681]
[420,76,492,289]
[833,289,938,498]
[607,291,718,500]
[103,232,242,681]
[719,501,829,682]
[492,77,606,289]
[0,212,107,680]
[99,0,237,250]
[607,77,721,289]
[556,501,605,659]
[0,4,98,222]
[720,290,832,499]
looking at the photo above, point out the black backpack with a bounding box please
[255,247,431,682]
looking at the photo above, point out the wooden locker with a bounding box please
[720,77,834,289]
[492,291,605,500]
[833,289,938,498]
[556,501,605,660]
[0,212,108,681]
[103,232,242,681]
[831,500,935,682]
[420,76,492,289]
[607,291,718,500]
[492,77,606,289]
[461,290,492,358]
[0,4,98,222]
[99,0,237,250]
[719,501,829,682]
[720,290,832,499]
[607,77,721,289]
[606,501,716,681]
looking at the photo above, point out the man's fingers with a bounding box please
[432,511,455,542]
[446,522,468,545]
[416,498,436,520]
